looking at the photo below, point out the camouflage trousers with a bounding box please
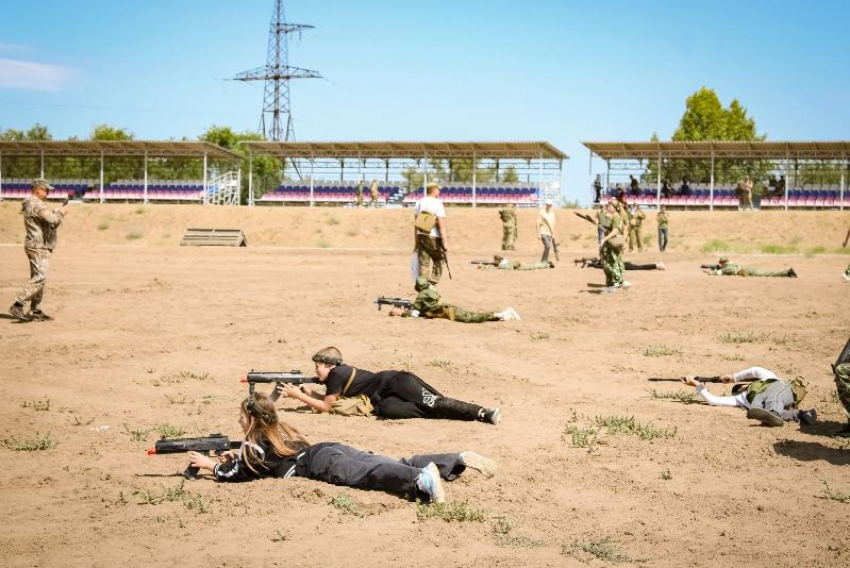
[15,248,51,309]
[844,263,850,277]
[600,243,624,286]
[743,267,794,278]
[425,304,495,323]
[628,226,643,252]
[416,234,445,283]
[834,363,850,419]
[501,222,516,250]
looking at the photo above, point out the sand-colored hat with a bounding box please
[32,178,54,191]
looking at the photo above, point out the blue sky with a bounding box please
[1,0,848,203]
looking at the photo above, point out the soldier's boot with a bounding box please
[747,407,784,427]
[432,397,483,422]
[797,409,817,425]
[9,302,29,322]
[28,310,52,321]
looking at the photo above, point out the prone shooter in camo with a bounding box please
[381,276,520,323]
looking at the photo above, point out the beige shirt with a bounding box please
[537,208,556,237]
[22,197,65,251]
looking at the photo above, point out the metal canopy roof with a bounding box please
[583,141,850,160]
[243,141,567,160]
[0,141,241,159]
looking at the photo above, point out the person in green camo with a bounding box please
[704,257,797,278]
[599,200,628,294]
[389,277,520,322]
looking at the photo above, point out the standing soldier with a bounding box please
[594,203,609,246]
[9,178,69,321]
[414,183,447,283]
[498,204,517,250]
[355,181,364,207]
[657,204,670,252]
[833,361,850,437]
[370,179,380,207]
[600,200,628,294]
[627,203,646,252]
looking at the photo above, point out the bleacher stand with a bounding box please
[603,184,847,209]
[259,181,401,204]
[403,183,538,205]
[81,180,204,202]
[0,178,84,201]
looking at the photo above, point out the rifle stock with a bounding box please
[147,433,240,479]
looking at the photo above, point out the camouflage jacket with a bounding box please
[22,197,65,251]
[412,287,442,315]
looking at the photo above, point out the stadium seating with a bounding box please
[81,180,204,202]
[259,181,402,204]
[403,184,539,205]
[603,184,846,209]
[0,178,85,200]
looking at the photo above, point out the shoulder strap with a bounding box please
[341,368,358,397]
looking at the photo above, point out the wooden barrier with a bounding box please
[180,228,247,247]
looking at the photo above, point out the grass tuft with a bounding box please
[648,389,700,404]
[718,331,760,344]
[820,481,850,504]
[759,244,798,254]
[417,500,486,523]
[21,399,50,411]
[330,492,366,517]
[701,238,731,253]
[643,345,681,357]
[1,432,54,451]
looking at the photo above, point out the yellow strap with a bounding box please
[341,368,357,397]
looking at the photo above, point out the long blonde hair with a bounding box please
[241,393,310,472]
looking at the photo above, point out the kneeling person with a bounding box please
[276,347,502,424]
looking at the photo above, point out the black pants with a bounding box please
[295,442,467,501]
[374,372,482,421]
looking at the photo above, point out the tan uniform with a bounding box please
[15,197,66,309]
[498,206,517,250]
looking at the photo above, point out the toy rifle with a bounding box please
[471,260,499,266]
[147,433,241,479]
[648,375,760,384]
[574,211,596,225]
[374,297,413,311]
[439,239,452,279]
[700,264,722,271]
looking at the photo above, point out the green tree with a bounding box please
[199,125,280,203]
[90,124,134,140]
[646,87,768,187]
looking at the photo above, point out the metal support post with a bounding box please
[40,150,45,178]
[538,154,543,205]
[340,158,344,182]
[99,151,105,204]
[143,150,149,204]
[840,159,846,211]
[0,150,3,201]
[709,151,715,212]
[384,159,389,182]
[605,160,610,198]
[472,151,477,208]
[423,156,428,195]
[248,150,254,206]
[656,151,662,209]
[784,154,789,211]
[202,152,208,205]
[310,157,315,207]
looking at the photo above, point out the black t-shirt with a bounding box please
[325,364,394,402]
[214,438,307,482]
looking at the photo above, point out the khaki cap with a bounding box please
[32,178,54,191]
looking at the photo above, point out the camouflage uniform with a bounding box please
[844,263,850,280]
[708,262,795,278]
[370,181,379,207]
[411,277,496,323]
[498,206,517,250]
[14,193,66,311]
[496,259,553,271]
[601,214,625,287]
[657,210,669,252]
[595,207,610,246]
[628,206,646,252]
[355,183,364,207]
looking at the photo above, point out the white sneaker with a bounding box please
[416,462,446,503]
[460,452,497,478]
[656,262,665,270]
[843,272,850,282]
[507,307,521,321]
[621,280,631,288]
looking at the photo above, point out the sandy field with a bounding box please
[0,202,848,568]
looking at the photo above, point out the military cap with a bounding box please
[32,178,54,191]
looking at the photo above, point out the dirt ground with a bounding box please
[1,203,848,568]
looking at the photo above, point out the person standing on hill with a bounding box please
[413,183,447,283]
[536,199,556,263]
[592,175,603,204]
[499,204,517,250]
[657,205,669,252]
[9,178,69,322]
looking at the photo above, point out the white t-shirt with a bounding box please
[414,195,446,238]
